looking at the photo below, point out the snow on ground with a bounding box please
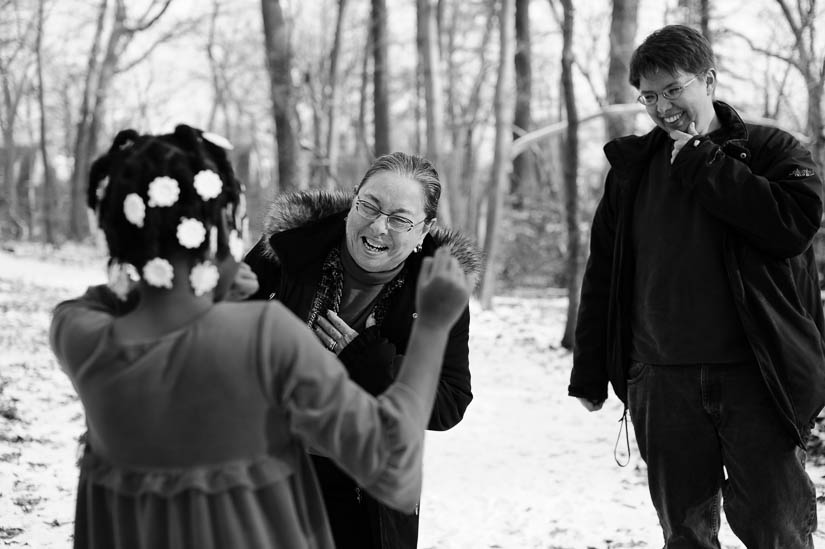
[1,245,824,548]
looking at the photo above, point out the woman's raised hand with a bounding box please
[415,247,472,329]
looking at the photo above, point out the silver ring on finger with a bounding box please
[328,339,336,352]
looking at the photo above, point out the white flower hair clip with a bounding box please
[143,258,174,289]
[228,230,245,262]
[147,176,180,207]
[193,170,222,201]
[209,226,219,257]
[107,262,138,301]
[202,132,234,150]
[190,261,219,296]
[177,217,207,249]
[123,193,146,227]
[96,176,109,203]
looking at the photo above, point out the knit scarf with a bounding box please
[305,245,407,329]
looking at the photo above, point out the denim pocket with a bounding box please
[627,361,650,385]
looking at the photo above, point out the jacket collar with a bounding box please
[259,189,484,285]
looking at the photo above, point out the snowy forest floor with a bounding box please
[1,242,824,548]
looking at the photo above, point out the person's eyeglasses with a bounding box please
[354,198,427,232]
[637,75,700,106]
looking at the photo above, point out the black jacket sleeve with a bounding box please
[427,305,472,430]
[672,129,822,259]
[569,171,619,403]
[338,306,473,431]
[244,236,281,301]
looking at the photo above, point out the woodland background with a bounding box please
[2,0,825,343]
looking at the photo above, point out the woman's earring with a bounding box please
[414,243,423,253]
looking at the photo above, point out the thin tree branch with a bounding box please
[117,18,206,73]
[726,29,802,72]
[124,0,174,33]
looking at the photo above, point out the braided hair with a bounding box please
[87,125,245,279]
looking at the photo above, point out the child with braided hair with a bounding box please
[50,125,473,549]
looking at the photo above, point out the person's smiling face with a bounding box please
[345,171,431,272]
[639,68,716,135]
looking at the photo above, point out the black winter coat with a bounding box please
[245,190,482,549]
[570,101,825,446]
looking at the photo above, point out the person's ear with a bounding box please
[705,69,717,95]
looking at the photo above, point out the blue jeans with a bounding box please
[627,361,817,549]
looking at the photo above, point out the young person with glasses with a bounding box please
[244,151,482,549]
[570,25,823,547]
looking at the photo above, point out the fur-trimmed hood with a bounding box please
[259,189,484,285]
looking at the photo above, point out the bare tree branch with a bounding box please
[117,17,206,73]
[124,0,174,33]
[574,59,605,107]
[726,29,801,72]
[776,0,803,39]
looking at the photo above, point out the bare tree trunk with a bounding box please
[0,4,38,239]
[0,89,21,239]
[36,0,55,243]
[371,0,391,156]
[417,0,450,224]
[700,0,711,41]
[68,0,108,241]
[324,0,348,189]
[606,0,639,140]
[807,85,825,175]
[261,0,298,193]
[559,0,580,350]
[69,0,173,241]
[479,0,515,309]
[356,26,371,165]
[448,1,495,239]
[206,0,225,131]
[772,0,825,173]
[511,0,533,208]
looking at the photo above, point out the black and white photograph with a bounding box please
[2,0,825,547]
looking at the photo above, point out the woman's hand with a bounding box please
[415,247,472,329]
[314,310,359,355]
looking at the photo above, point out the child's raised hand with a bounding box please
[415,247,472,329]
[224,262,259,301]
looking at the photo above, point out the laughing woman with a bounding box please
[244,152,482,549]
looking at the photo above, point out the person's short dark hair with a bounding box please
[629,25,715,89]
[355,152,441,221]
[87,124,244,270]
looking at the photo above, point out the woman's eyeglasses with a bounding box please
[354,199,427,233]
[637,75,700,106]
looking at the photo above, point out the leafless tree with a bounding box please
[0,1,37,239]
[68,0,176,241]
[261,0,299,193]
[324,0,349,189]
[36,0,55,243]
[417,0,450,224]
[606,0,639,140]
[511,0,534,207]
[371,0,391,156]
[557,0,580,349]
[480,0,515,309]
[731,0,825,172]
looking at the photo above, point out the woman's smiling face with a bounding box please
[345,171,431,272]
